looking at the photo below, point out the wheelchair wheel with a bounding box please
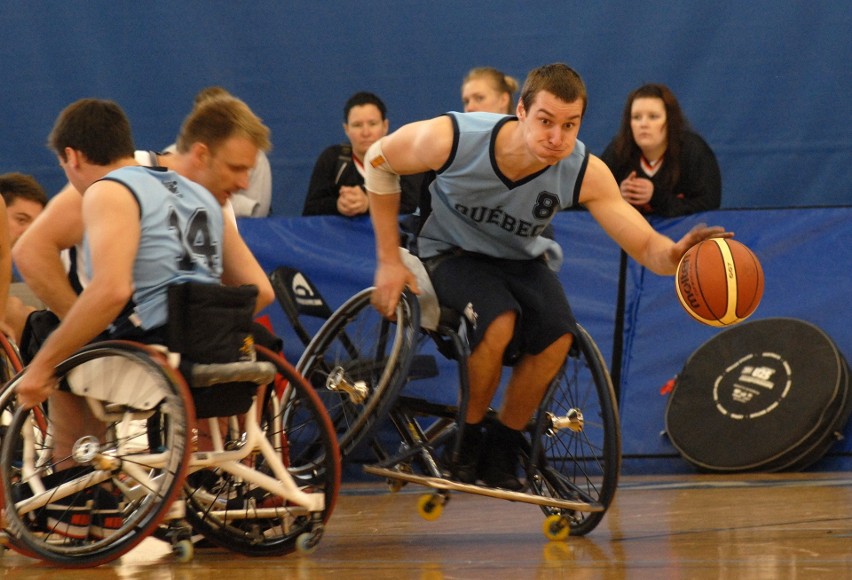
[0,349,32,559]
[1,341,194,567]
[527,324,621,537]
[0,333,23,383]
[296,288,419,458]
[182,345,341,556]
[0,333,25,456]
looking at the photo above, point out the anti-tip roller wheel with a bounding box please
[543,514,570,541]
[296,531,321,555]
[417,494,444,521]
[173,539,194,563]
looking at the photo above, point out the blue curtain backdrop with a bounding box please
[1,1,849,215]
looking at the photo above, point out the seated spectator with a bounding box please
[600,84,721,217]
[460,66,519,114]
[302,91,419,217]
[0,173,44,334]
[164,86,273,217]
[0,172,48,246]
[0,197,10,336]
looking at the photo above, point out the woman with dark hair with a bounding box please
[600,84,721,217]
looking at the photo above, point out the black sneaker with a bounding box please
[442,422,483,484]
[89,487,124,539]
[480,421,524,491]
[43,493,93,539]
[30,466,95,539]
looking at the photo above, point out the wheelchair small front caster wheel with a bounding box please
[173,539,194,563]
[296,530,321,554]
[542,514,570,541]
[417,494,444,521]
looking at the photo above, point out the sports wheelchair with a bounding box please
[0,334,340,567]
[271,257,621,540]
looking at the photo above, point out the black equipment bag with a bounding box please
[665,318,850,472]
[167,282,260,419]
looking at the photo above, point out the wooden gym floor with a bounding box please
[4,472,852,578]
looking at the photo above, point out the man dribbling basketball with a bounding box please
[366,63,731,490]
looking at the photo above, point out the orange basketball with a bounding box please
[675,238,764,327]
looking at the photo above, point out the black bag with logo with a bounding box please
[665,318,851,472]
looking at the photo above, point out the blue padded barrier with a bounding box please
[239,207,851,474]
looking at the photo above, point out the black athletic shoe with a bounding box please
[43,492,94,539]
[443,422,483,484]
[22,466,96,539]
[480,422,524,491]
[89,487,124,539]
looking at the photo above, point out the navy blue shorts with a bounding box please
[426,252,577,362]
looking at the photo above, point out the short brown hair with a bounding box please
[175,95,271,155]
[519,63,587,117]
[0,172,48,208]
[47,98,135,164]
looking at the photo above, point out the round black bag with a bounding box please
[665,318,850,472]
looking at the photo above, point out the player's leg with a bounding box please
[465,310,516,423]
[426,253,520,484]
[498,333,573,430]
[480,259,578,491]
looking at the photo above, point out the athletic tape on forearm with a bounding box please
[364,138,401,195]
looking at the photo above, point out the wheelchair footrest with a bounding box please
[362,465,604,512]
[191,361,276,387]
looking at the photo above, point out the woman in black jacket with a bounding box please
[303,91,419,217]
[600,84,721,217]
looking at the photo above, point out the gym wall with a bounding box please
[1,2,849,215]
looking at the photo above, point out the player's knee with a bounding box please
[480,310,517,349]
[553,332,573,355]
[540,333,573,364]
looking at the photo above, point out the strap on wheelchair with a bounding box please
[399,247,440,331]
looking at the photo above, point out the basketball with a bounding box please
[675,238,764,327]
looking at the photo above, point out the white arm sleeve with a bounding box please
[364,138,401,195]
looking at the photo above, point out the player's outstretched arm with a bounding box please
[581,155,732,275]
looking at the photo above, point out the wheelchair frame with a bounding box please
[0,338,340,567]
[273,265,622,539]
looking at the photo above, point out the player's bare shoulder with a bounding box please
[387,115,454,173]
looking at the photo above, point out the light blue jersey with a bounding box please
[83,166,224,331]
[418,112,588,270]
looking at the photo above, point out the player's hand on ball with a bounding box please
[671,223,733,264]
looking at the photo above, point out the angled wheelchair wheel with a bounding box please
[296,288,419,458]
[182,345,340,556]
[0,333,23,383]
[0,347,32,559]
[0,333,25,455]
[527,324,621,537]
[1,341,193,567]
